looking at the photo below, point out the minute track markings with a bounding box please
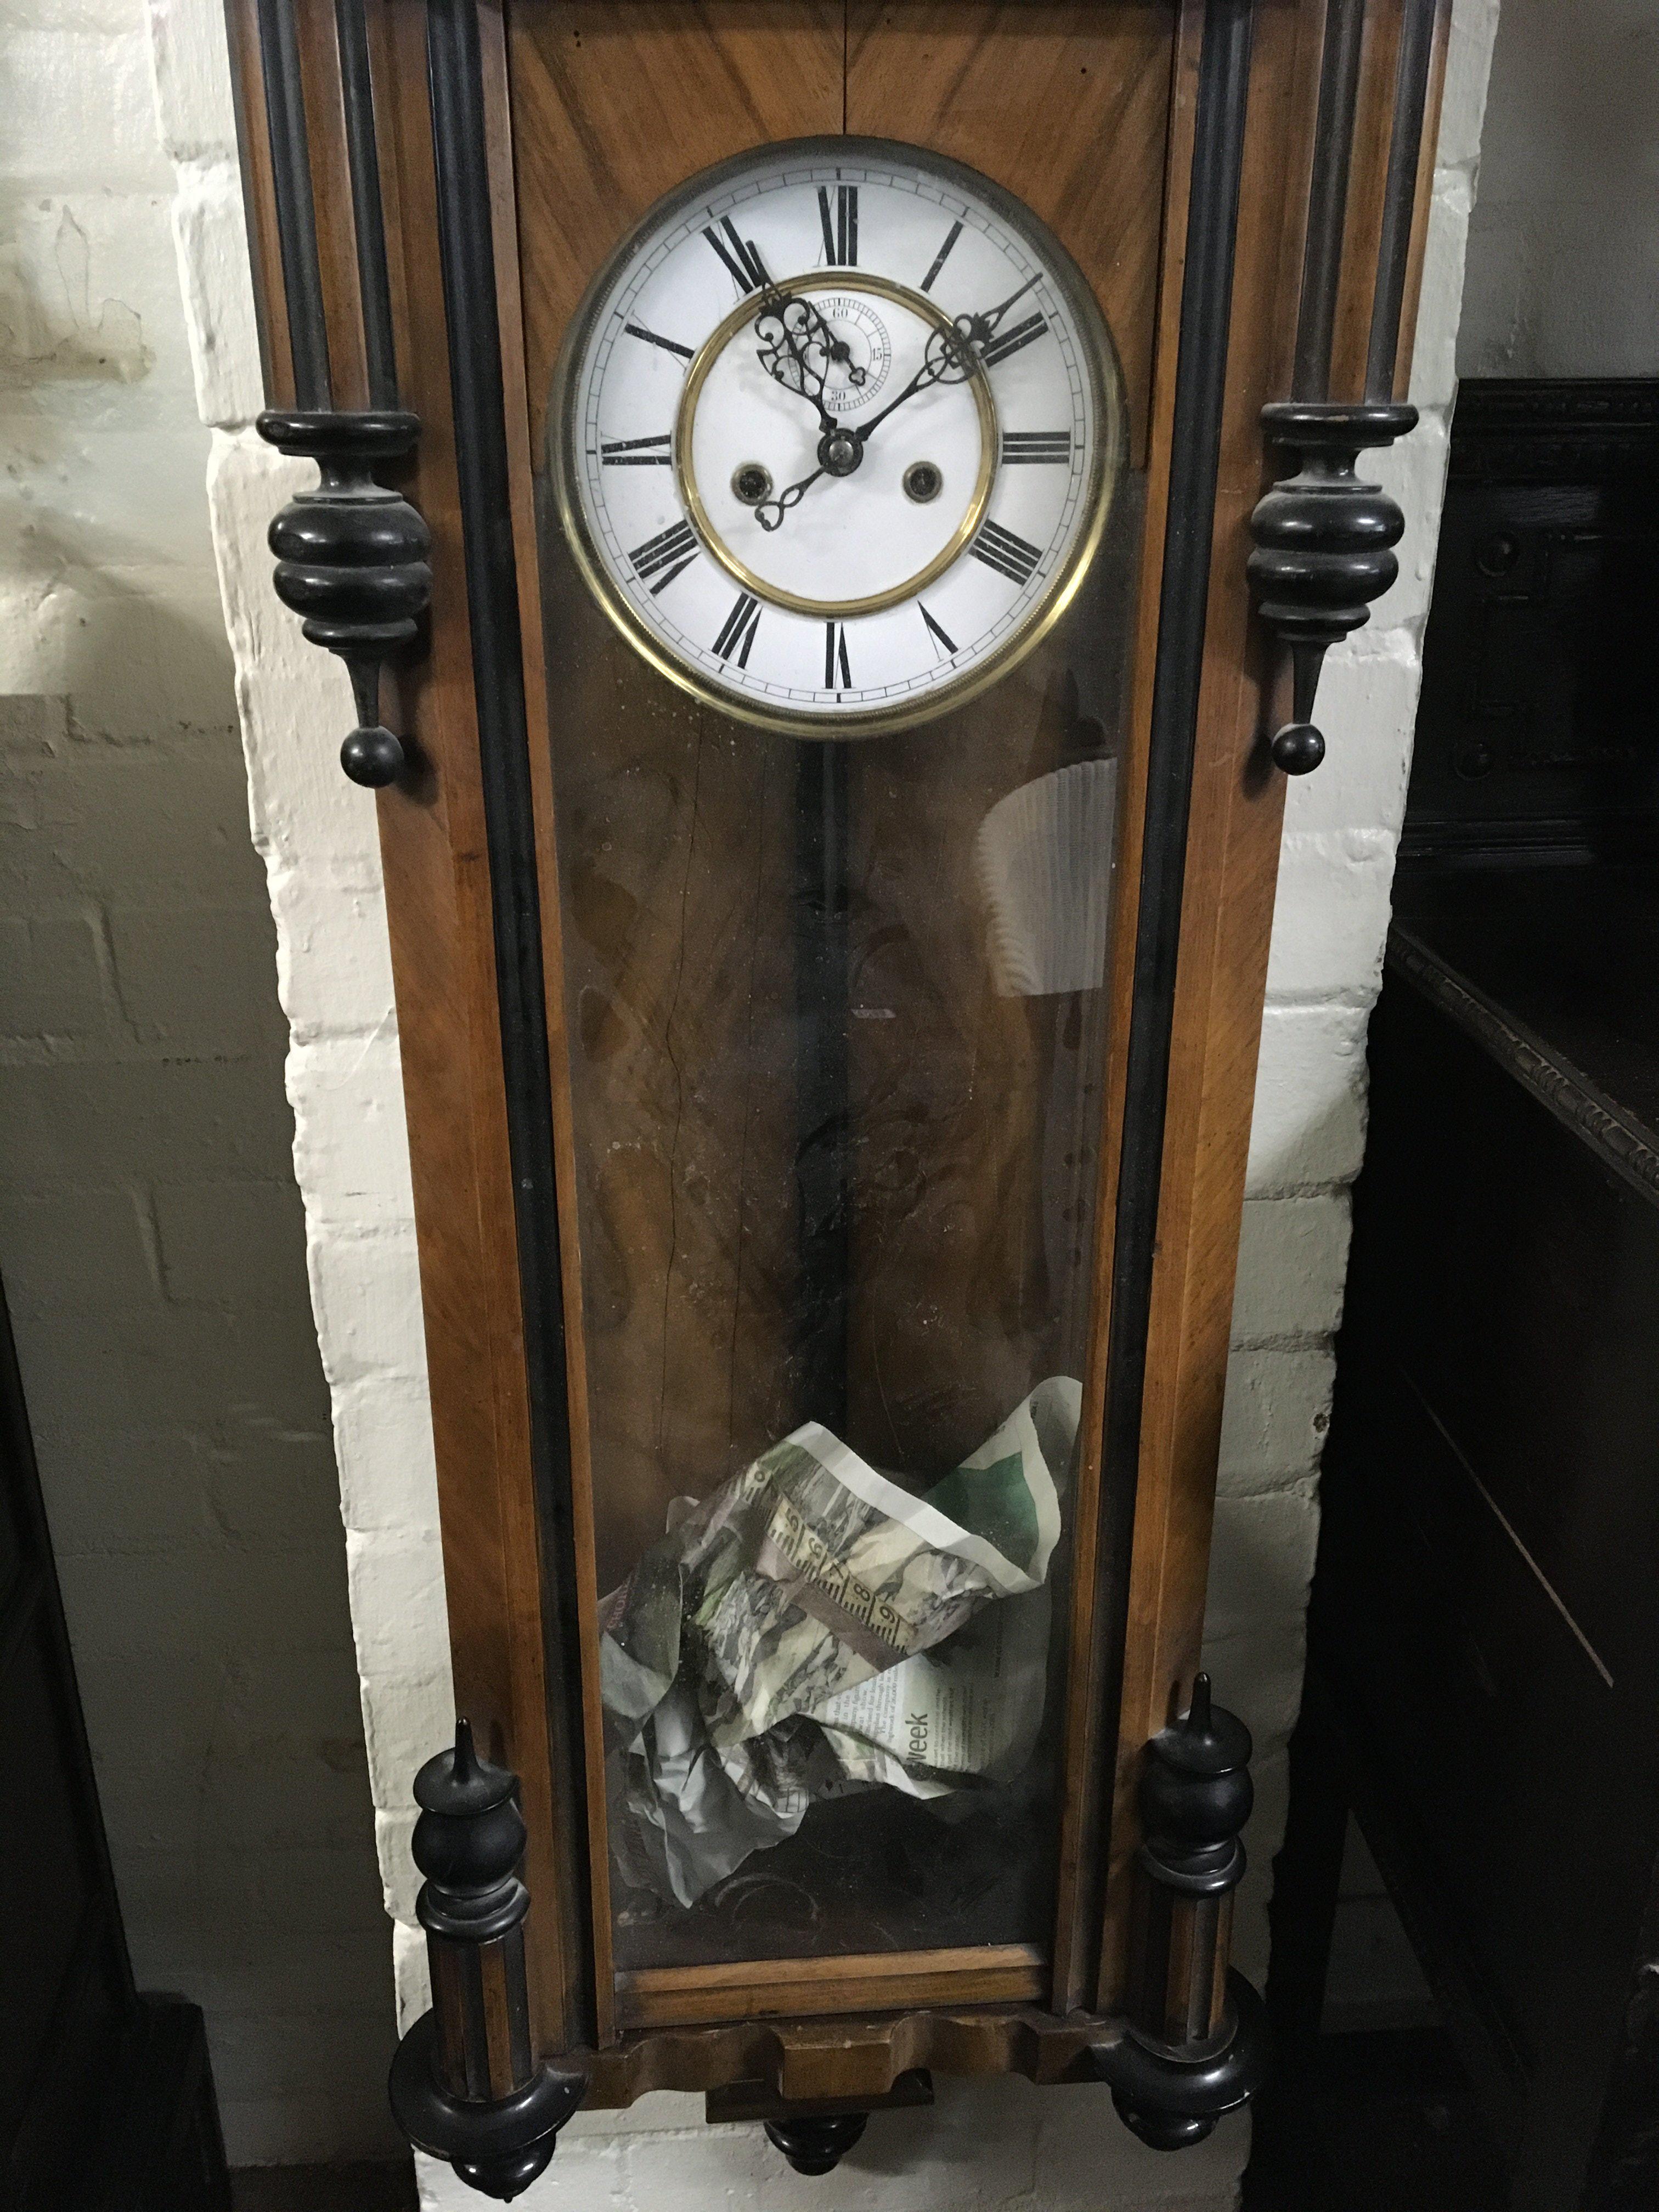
[563,146,1116,732]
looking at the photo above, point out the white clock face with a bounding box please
[551,139,1123,737]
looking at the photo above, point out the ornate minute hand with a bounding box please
[950,271,1041,359]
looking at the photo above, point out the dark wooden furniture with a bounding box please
[1,1274,232,2211]
[1286,380,1659,2211]
[227,0,1451,2191]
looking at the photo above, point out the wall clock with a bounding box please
[232,0,1447,2196]
[551,138,1121,734]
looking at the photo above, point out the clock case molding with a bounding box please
[228,0,1447,2188]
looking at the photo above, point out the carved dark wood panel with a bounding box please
[1406,380,1659,860]
[1314,866,1659,2209]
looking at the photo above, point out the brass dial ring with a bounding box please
[675,273,998,620]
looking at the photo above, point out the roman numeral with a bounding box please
[1001,430,1071,465]
[601,433,673,466]
[703,218,770,295]
[624,321,695,362]
[818,183,858,267]
[713,592,763,668]
[972,520,1042,587]
[629,519,699,594]
[823,621,852,690]
[921,219,963,295]
[918,603,957,659]
[982,313,1049,368]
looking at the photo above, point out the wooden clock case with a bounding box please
[229,0,1447,2190]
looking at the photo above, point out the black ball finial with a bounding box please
[341,724,405,787]
[1270,722,1326,776]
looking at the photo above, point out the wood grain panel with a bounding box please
[295,0,370,407]
[847,1,1176,467]
[538,579,805,1600]
[366,0,584,2053]
[481,0,613,2040]
[224,0,295,408]
[618,1944,1047,2029]
[1388,0,1452,400]
[509,1,843,448]
[585,2001,1105,2104]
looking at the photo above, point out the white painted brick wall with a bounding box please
[0,0,397,2168]
[139,0,1498,2194]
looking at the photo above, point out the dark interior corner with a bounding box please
[229,2162,419,2212]
[1245,376,1659,2210]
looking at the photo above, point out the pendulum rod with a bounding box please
[794,741,851,1436]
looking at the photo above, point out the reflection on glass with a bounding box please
[538,471,1143,1971]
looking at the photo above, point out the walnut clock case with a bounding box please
[230,0,1446,2194]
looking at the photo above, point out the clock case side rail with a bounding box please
[227,0,600,2175]
[1091,0,1449,2129]
[1075,0,1272,2145]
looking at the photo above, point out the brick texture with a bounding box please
[0,0,396,2166]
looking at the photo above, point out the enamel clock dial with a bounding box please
[551,138,1124,737]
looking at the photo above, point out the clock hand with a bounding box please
[953,271,1041,354]
[754,292,866,432]
[753,463,826,532]
[753,330,973,531]
[751,273,1036,533]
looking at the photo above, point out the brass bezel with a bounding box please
[549,137,1126,741]
[675,273,997,620]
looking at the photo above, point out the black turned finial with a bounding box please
[389,1719,584,2199]
[1090,1675,1269,2150]
[258,409,432,788]
[1248,400,1418,775]
[765,2113,869,2175]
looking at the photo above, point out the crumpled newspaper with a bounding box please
[599,1375,1080,1908]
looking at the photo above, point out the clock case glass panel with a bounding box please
[534,139,1144,1978]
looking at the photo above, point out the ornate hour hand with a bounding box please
[755,292,867,428]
